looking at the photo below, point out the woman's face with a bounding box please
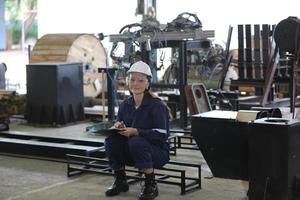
[128,72,149,95]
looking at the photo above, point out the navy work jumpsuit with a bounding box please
[105,94,170,171]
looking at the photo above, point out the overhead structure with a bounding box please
[29,34,107,97]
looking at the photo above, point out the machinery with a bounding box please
[248,118,300,200]
[29,34,107,98]
[191,108,282,181]
[0,90,26,131]
[108,9,216,127]
[273,16,300,115]
[26,62,84,126]
[0,62,6,89]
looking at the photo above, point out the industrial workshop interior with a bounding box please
[1,0,300,200]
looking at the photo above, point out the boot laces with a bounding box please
[140,179,156,194]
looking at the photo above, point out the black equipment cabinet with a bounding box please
[26,62,84,125]
[248,118,300,200]
[191,110,249,180]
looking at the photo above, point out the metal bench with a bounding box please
[170,130,199,151]
[66,154,201,195]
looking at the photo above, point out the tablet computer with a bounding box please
[99,128,123,137]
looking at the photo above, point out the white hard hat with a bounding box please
[127,61,152,78]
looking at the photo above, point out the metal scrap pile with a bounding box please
[0,90,26,130]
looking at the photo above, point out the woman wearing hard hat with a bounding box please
[105,61,171,200]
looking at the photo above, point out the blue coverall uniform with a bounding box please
[105,94,170,171]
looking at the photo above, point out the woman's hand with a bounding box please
[114,121,126,128]
[119,127,138,138]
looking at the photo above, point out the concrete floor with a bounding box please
[0,121,249,200]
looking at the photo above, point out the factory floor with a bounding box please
[0,120,249,200]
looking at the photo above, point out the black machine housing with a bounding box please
[26,62,84,125]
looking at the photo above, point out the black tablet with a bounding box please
[99,128,123,137]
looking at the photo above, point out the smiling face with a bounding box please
[128,72,150,95]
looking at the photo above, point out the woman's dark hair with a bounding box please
[145,90,173,121]
[144,77,173,121]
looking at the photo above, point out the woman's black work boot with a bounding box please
[105,170,129,196]
[139,173,158,200]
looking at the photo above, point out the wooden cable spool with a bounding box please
[29,33,107,97]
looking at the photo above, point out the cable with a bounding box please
[217,89,233,110]
[206,63,223,87]
[164,12,202,32]
[110,23,143,64]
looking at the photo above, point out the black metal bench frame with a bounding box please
[66,154,201,195]
[170,130,199,151]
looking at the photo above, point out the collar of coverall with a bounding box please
[127,94,151,107]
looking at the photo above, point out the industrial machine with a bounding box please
[191,108,282,180]
[191,110,249,180]
[248,118,300,200]
[26,62,84,126]
[29,34,107,98]
[0,90,26,131]
[108,9,216,127]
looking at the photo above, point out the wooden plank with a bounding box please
[261,45,278,106]
[253,24,261,79]
[261,24,270,79]
[29,55,68,63]
[0,89,15,95]
[31,46,71,51]
[30,49,70,55]
[35,34,79,46]
[245,24,253,79]
[238,25,245,80]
